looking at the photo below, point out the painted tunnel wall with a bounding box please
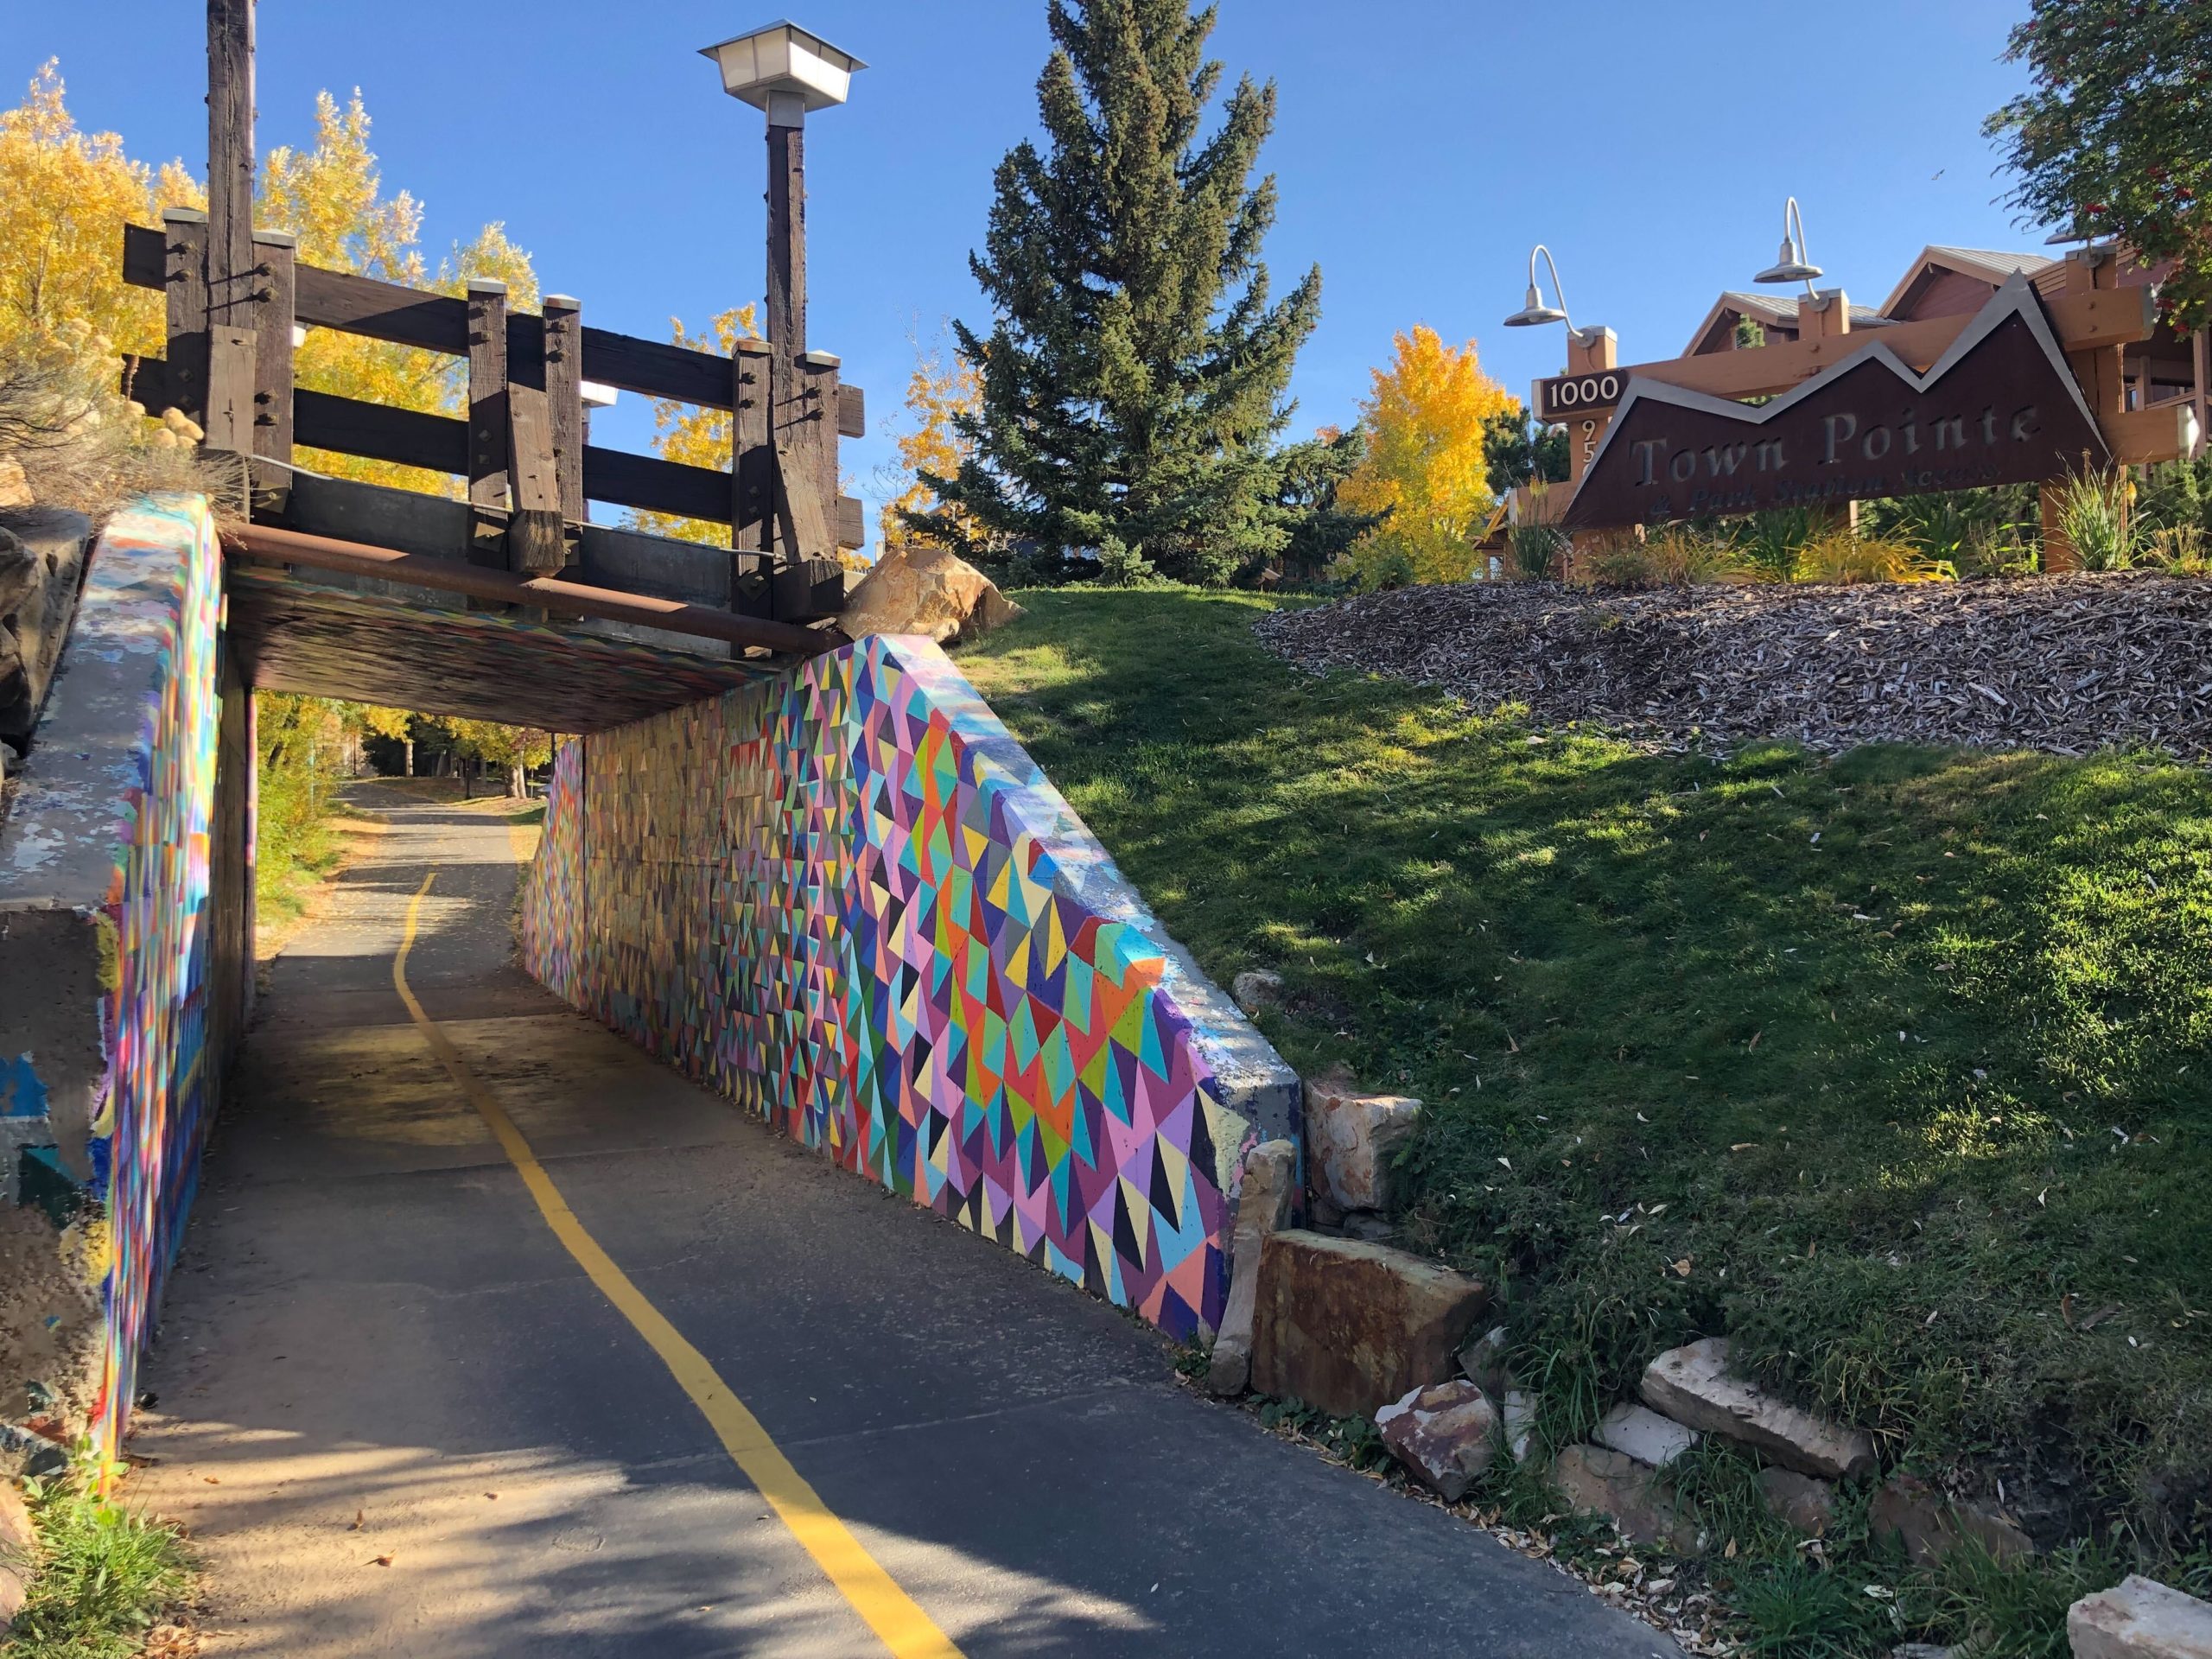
[519,634,1298,1340]
[0,495,250,1464]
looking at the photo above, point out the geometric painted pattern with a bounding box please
[521,636,1249,1337]
[82,498,228,1459]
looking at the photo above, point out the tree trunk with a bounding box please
[509,763,525,798]
[404,738,414,778]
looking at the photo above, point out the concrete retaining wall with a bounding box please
[0,496,249,1461]
[519,633,1299,1338]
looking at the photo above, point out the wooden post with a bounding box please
[543,295,585,549]
[766,94,807,579]
[1797,289,1853,343]
[732,350,772,613]
[204,0,257,455]
[249,228,295,497]
[1560,327,1618,582]
[161,208,210,429]
[505,309,567,575]
[465,280,510,570]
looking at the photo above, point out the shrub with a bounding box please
[1648,524,1749,585]
[1797,531,1954,585]
[2051,467,2141,571]
[1737,506,1817,582]
[1508,523,1564,582]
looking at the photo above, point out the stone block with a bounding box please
[1869,1472,2033,1567]
[1230,969,1283,1016]
[1551,1443,1700,1554]
[1595,1402,1700,1468]
[2067,1574,2212,1658]
[1640,1338,1876,1480]
[1303,1065,1421,1212]
[1376,1379,1497,1502]
[1249,1230,1488,1419]
[1759,1467,1837,1536]
[1205,1139,1300,1396]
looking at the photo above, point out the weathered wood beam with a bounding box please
[157,210,211,432]
[204,0,257,454]
[465,280,510,572]
[250,229,295,480]
[225,523,836,655]
[543,296,586,535]
[505,313,566,575]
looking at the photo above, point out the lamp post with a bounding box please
[699,22,866,359]
[1502,244,1611,358]
[1751,196,1824,299]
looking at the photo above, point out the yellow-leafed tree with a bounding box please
[880,334,988,553]
[1338,325,1516,588]
[627,306,760,546]
[0,62,200,358]
[259,90,538,494]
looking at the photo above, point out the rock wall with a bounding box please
[518,632,1299,1338]
[0,496,250,1464]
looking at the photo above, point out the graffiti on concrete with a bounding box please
[521,635,1297,1338]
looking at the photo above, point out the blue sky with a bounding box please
[14,0,2050,545]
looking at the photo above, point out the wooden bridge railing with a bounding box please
[118,212,863,623]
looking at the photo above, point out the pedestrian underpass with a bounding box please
[0,495,1675,1656]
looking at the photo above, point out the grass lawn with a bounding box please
[954,588,2212,1582]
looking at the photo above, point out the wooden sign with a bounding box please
[1534,367,1629,422]
[1562,277,2108,529]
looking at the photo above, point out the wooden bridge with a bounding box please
[118,0,870,734]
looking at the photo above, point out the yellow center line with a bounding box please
[394,870,963,1659]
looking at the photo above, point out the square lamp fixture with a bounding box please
[700,22,865,118]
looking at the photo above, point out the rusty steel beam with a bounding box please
[224,523,838,657]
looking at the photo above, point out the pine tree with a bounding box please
[918,0,1322,586]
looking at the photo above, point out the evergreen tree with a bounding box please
[916,0,1322,586]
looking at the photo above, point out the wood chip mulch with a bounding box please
[1255,574,2212,760]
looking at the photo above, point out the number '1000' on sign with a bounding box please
[1535,372,1625,421]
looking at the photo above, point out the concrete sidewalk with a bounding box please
[129,784,1669,1657]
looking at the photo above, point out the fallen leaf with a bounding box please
[368,1554,394,1567]
[348,1510,363,1531]
[1730,1142,1758,1152]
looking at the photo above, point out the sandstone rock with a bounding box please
[841,543,1023,647]
[1458,1324,1512,1399]
[1250,1230,1488,1419]
[0,459,29,511]
[1595,1402,1700,1469]
[1338,1213,1395,1243]
[1303,1066,1421,1212]
[1759,1467,1837,1536]
[0,1479,32,1630]
[2068,1575,2212,1658]
[1640,1338,1876,1480]
[1376,1379,1497,1502]
[1230,969,1283,1016]
[1552,1443,1700,1554]
[1205,1140,1300,1397]
[1869,1472,2033,1567]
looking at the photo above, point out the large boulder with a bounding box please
[1758,1467,1837,1536]
[1640,1338,1876,1480]
[1376,1379,1497,1502]
[2067,1575,2212,1658]
[1250,1230,1488,1419]
[1205,1140,1300,1397]
[841,542,1022,646]
[1551,1444,1700,1554]
[1303,1065,1421,1213]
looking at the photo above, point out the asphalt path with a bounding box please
[130,782,1669,1658]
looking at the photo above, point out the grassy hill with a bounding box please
[955,588,2212,1592]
